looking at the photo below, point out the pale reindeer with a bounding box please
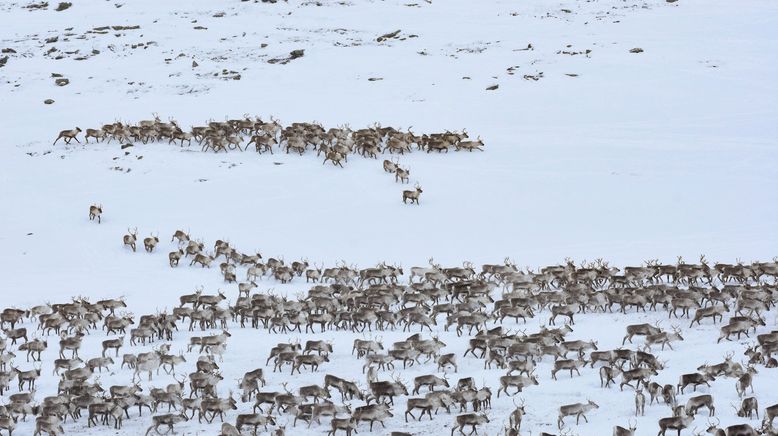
[123,227,138,252]
[84,128,107,143]
[558,400,599,429]
[456,136,485,151]
[402,184,423,205]
[53,127,82,144]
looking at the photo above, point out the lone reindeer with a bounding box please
[89,204,102,223]
[402,184,423,205]
[53,127,82,145]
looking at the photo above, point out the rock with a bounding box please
[55,2,72,11]
[0,56,7,68]
[368,77,383,81]
[51,72,63,77]
[1,48,16,53]
[192,60,198,67]
[44,99,55,104]
[289,49,304,59]
[54,78,69,86]
[629,47,644,53]
[485,84,499,91]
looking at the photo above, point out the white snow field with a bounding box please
[1,0,778,435]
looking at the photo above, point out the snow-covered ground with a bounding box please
[1,0,777,435]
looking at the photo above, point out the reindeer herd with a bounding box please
[0,208,775,435]
[59,115,486,205]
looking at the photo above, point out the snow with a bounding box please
[1,0,777,434]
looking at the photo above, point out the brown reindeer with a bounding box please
[53,127,82,144]
[123,227,138,252]
[323,150,345,168]
[89,204,103,223]
[143,233,160,253]
[402,184,423,205]
[395,166,410,183]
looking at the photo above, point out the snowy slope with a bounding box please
[1,0,777,435]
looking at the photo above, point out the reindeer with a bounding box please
[704,418,758,436]
[198,329,231,353]
[635,389,646,416]
[402,184,423,204]
[59,331,84,358]
[497,375,539,397]
[12,365,41,390]
[614,419,637,436]
[678,372,716,394]
[395,166,410,184]
[144,413,188,435]
[552,359,586,380]
[171,230,190,245]
[353,403,393,431]
[323,150,345,167]
[685,394,716,417]
[89,204,103,223]
[764,403,778,428]
[190,252,216,268]
[4,327,27,345]
[456,137,485,151]
[450,413,490,436]
[413,373,449,394]
[19,338,46,362]
[324,375,363,402]
[736,366,758,397]
[53,127,82,144]
[734,397,759,419]
[133,352,162,382]
[657,414,694,435]
[690,304,730,327]
[623,322,662,344]
[168,249,184,267]
[558,400,599,429]
[291,354,329,374]
[644,326,684,351]
[123,228,138,252]
[383,159,398,173]
[370,375,409,405]
[35,416,65,436]
[144,233,160,252]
